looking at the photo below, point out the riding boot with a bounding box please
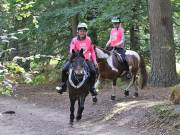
[57,82,67,94]
[57,61,70,94]
[118,48,132,80]
[56,71,67,94]
[124,60,132,79]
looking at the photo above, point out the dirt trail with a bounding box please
[0,84,178,135]
[0,97,139,135]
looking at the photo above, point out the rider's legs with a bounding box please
[117,48,132,79]
[105,46,113,51]
[57,61,70,94]
[86,60,98,96]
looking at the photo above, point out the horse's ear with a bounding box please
[80,48,83,54]
[72,49,75,54]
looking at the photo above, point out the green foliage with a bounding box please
[154,104,180,118]
[0,84,13,96]
[0,65,14,96]
[1,0,179,63]
[32,74,47,85]
[6,63,25,74]
[0,0,179,91]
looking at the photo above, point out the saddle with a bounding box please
[112,50,129,71]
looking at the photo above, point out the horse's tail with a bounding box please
[139,55,148,89]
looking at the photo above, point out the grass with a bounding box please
[153,103,180,134]
[154,103,180,118]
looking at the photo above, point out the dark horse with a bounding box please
[95,47,148,100]
[68,49,91,124]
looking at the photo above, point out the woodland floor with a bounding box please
[0,83,179,135]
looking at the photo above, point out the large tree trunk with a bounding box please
[70,0,79,37]
[130,0,140,51]
[148,0,177,86]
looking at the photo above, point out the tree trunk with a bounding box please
[130,25,140,51]
[130,0,140,51]
[70,0,79,37]
[148,0,177,86]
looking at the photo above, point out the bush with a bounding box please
[32,74,47,85]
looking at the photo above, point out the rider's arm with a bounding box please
[69,38,76,53]
[106,39,111,47]
[90,44,97,65]
[119,33,125,45]
[106,30,112,47]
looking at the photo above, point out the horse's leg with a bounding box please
[94,78,100,91]
[111,79,117,100]
[133,76,139,97]
[92,79,100,103]
[124,75,135,97]
[70,97,76,124]
[76,96,85,121]
[128,65,133,78]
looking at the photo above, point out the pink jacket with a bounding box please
[69,36,97,64]
[107,28,125,47]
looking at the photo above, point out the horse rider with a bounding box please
[106,16,131,79]
[57,22,98,96]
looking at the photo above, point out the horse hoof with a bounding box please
[69,120,73,126]
[124,90,129,97]
[76,115,82,121]
[92,97,97,103]
[134,92,138,97]
[111,95,116,100]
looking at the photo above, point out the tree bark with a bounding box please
[70,0,79,37]
[148,0,177,86]
[130,0,140,51]
[130,25,140,51]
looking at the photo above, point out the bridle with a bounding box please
[68,60,89,89]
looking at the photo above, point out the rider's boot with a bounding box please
[56,67,68,94]
[56,82,67,94]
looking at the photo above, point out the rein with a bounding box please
[68,68,88,89]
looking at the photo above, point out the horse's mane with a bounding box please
[95,46,111,55]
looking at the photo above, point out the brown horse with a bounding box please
[95,47,148,100]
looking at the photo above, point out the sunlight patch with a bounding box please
[103,100,163,121]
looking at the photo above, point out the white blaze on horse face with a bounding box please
[107,55,118,72]
[96,48,109,59]
[126,50,140,62]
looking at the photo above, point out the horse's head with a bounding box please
[69,49,89,89]
[70,49,86,77]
